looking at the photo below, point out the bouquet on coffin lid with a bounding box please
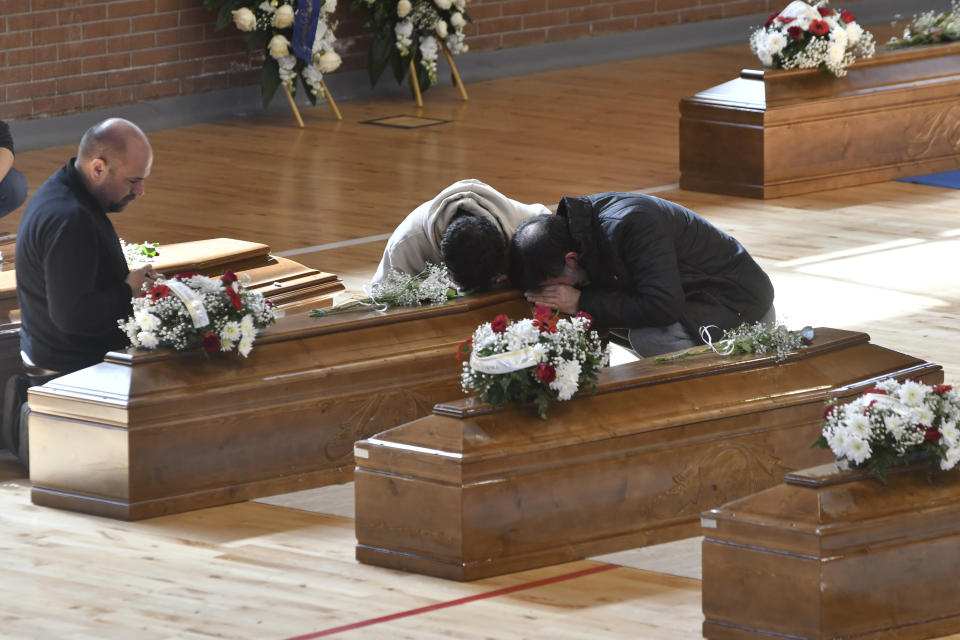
[655,321,815,363]
[750,0,875,77]
[887,2,960,49]
[119,270,278,357]
[813,378,960,482]
[351,0,470,93]
[458,306,609,419]
[310,263,457,316]
[203,0,341,107]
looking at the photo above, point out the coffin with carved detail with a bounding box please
[27,289,531,520]
[679,41,960,199]
[353,329,942,581]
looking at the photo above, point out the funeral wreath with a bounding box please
[120,270,278,357]
[813,378,960,482]
[204,0,341,106]
[750,0,875,77]
[351,0,470,93]
[458,306,609,419]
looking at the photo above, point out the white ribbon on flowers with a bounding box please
[165,280,210,329]
[469,347,539,374]
[360,284,389,313]
[699,325,735,356]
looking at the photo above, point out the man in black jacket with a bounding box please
[0,120,28,217]
[16,118,158,375]
[509,192,775,357]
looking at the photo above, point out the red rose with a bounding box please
[924,427,941,442]
[574,311,593,330]
[536,363,556,383]
[866,388,887,395]
[532,305,558,334]
[147,284,171,300]
[763,12,778,28]
[221,269,238,286]
[201,332,221,354]
[788,25,803,39]
[226,287,243,311]
[823,405,834,420]
[776,15,795,23]
[934,384,954,395]
[456,337,472,361]
[491,314,509,334]
[840,9,855,23]
[817,6,835,17]
[809,19,829,36]
[174,272,199,280]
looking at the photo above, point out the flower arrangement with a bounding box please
[119,270,277,357]
[749,0,875,77]
[204,0,341,107]
[813,378,960,481]
[887,2,960,49]
[351,0,469,92]
[310,263,456,316]
[656,321,815,363]
[120,239,160,267]
[458,306,609,419]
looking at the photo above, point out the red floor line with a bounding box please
[283,563,619,640]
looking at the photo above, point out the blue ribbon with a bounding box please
[291,0,323,65]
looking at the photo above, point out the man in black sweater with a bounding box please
[16,118,158,376]
[509,192,775,357]
[0,120,28,217]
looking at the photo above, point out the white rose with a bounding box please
[435,19,448,38]
[434,0,452,9]
[232,7,257,32]
[318,50,341,73]
[454,0,465,9]
[450,12,465,28]
[272,4,295,28]
[324,0,337,13]
[397,0,412,17]
[268,34,290,59]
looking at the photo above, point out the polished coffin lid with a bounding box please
[356,328,940,484]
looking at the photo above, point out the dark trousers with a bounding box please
[0,167,28,217]
[1,369,59,470]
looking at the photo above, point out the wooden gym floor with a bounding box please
[4,39,960,639]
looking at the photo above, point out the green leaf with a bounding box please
[368,33,394,87]
[261,57,281,109]
[391,49,407,85]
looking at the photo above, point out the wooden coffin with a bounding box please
[679,41,960,199]
[0,238,344,402]
[353,329,942,581]
[27,290,531,520]
[702,462,960,640]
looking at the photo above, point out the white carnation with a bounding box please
[549,359,582,401]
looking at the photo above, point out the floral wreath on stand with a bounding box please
[351,0,470,96]
[204,0,342,109]
[749,0,875,77]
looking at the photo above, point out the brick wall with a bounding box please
[0,0,797,121]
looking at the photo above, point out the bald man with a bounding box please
[15,118,158,377]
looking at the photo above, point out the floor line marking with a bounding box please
[272,184,679,257]
[282,563,619,639]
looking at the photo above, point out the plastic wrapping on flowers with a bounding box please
[812,378,960,482]
[118,270,278,358]
[457,306,610,419]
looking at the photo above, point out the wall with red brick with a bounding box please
[0,0,850,121]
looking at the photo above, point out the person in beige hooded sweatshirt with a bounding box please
[372,179,551,291]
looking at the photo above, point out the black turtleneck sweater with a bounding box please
[15,159,132,373]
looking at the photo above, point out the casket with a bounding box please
[27,289,531,520]
[353,329,942,580]
[679,41,960,198]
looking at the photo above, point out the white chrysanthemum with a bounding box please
[825,427,848,457]
[846,413,871,438]
[941,445,960,471]
[846,21,863,44]
[137,331,159,349]
[549,359,581,401]
[826,41,845,66]
[830,26,847,47]
[240,314,256,336]
[221,321,242,343]
[530,343,547,363]
[898,380,928,407]
[882,413,907,439]
[941,421,960,447]
[767,31,788,54]
[506,319,539,346]
[844,436,872,465]
[135,310,161,332]
[876,378,901,393]
[238,335,255,358]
